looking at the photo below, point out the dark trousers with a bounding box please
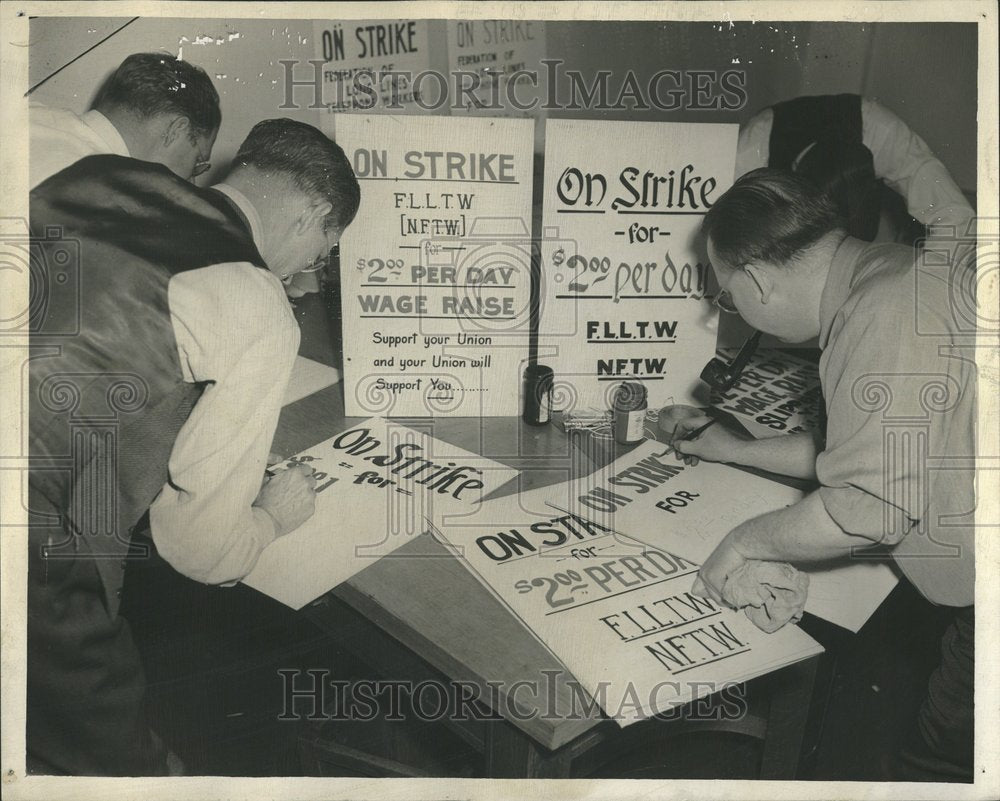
[894,605,974,782]
[26,493,167,776]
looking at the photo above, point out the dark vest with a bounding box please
[768,93,863,170]
[29,155,268,615]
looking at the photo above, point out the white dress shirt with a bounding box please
[149,185,300,585]
[735,98,974,230]
[30,107,298,585]
[30,105,131,189]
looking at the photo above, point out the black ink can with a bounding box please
[522,363,554,426]
[613,381,648,444]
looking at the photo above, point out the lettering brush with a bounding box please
[677,418,718,443]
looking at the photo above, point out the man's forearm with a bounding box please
[728,491,877,563]
[727,430,822,480]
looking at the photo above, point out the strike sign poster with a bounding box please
[312,19,432,128]
[549,439,898,633]
[539,120,738,411]
[243,417,519,609]
[435,487,822,724]
[336,115,534,417]
[711,347,823,439]
[446,19,547,119]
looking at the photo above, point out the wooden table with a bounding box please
[272,363,821,778]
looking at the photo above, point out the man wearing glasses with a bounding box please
[30,52,220,188]
[28,119,360,775]
[660,168,976,782]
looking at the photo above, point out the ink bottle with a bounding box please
[613,381,648,445]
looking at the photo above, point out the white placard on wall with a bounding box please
[312,18,433,131]
[336,114,534,417]
[446,19,547,119]
[539,120,738,413]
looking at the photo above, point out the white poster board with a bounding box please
[312,19,432,129]
[243,418,519,609]
[446,20,547,120]
[547,439,898,633]
[336,114,534,417]
[539,120,736,412]
[433,486,822,724]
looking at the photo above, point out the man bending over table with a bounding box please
[660,168,975,782]
[28,118,361,775]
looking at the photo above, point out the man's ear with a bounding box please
[162,116,191,146]
[744,263,774,304]
[296,200,334,233]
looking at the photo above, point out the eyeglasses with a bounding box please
[712,289,739,314]
[299,242,341,274]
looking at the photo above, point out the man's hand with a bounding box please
[657,404,747,466]
[254,464,317,536]
[692,532,750,606]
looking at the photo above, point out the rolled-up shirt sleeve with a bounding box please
[149,263,299,584]
[861,98,974,230]
[815,301,922,546]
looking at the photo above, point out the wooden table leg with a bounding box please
[484,720,573,778]
[759,654,820,779]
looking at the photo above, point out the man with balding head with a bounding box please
[31,52,221,187]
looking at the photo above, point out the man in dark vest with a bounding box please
[28,118,361,774]
[735,93,974,239]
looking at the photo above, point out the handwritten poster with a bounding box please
[243,417,519,609]
[336,115,534,417]
[539,120,736,412]
[312,19,432,130]
[711,348,823,439]
[446,20,547,119]
[433,487,822,724]
[548,439,898,633]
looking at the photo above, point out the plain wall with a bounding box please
[29,17,977,191]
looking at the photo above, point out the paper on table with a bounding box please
[243,417,520,609]
[546,439,897,633]
[710,348,822,439]
[281,356,341,407]
[432,485,822,726]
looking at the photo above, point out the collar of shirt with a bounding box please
[80,109,130,157]
[210,183,264,250]
[817,235,871,350]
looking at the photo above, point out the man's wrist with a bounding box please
[254,503,284,538]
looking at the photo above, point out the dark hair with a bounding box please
[234,118,361,231]
[703,168,842,268]
[794,138,881,241]
[92,53,221,138]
